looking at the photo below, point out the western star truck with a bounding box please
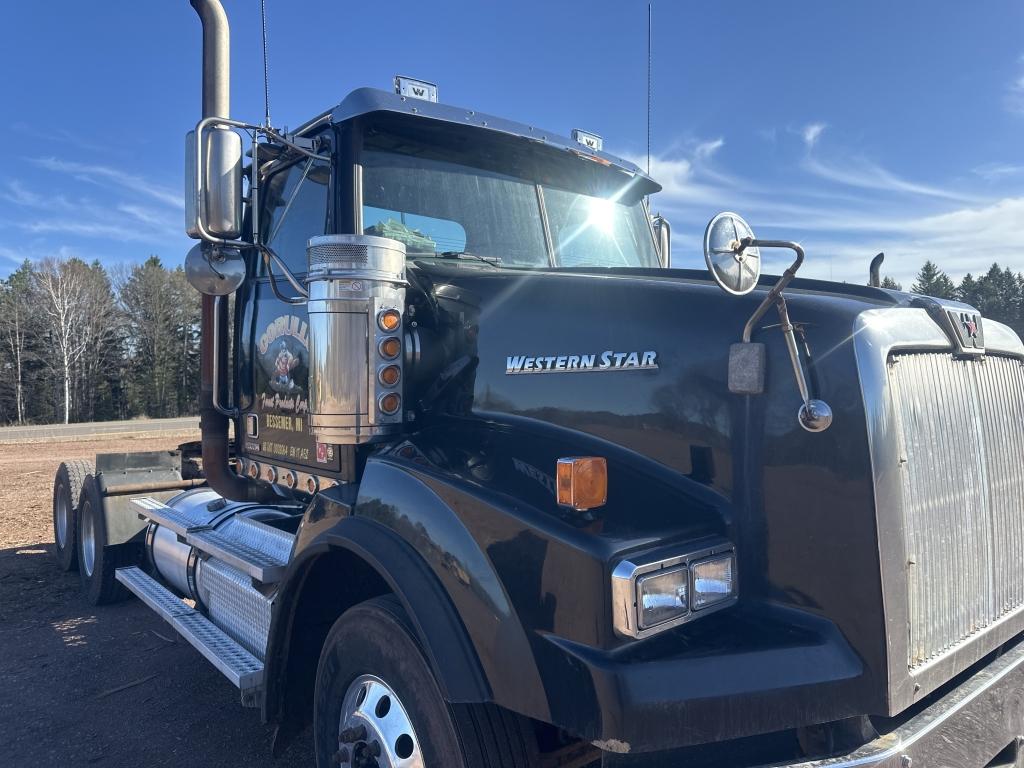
[49,2,1024,766]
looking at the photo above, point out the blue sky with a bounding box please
[2,1,1023,286]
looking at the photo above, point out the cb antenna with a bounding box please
[260,0,272,127]
[647,2,652,175]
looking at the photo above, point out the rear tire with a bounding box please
[313,595,536,768]
[76,475,127,605]
[52,459,93,571]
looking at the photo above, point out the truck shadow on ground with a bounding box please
[0,544,313,767]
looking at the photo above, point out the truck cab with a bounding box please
[50,2,1024,767]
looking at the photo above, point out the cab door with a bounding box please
[236,152,342,479]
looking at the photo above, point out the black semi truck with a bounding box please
[50,2,1024,766]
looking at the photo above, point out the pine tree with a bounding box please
[880,276,903,291]
[911,261,957,299]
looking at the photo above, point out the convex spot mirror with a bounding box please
[185,125,243,241]
[703,212,761,296]
[185,242,246,296]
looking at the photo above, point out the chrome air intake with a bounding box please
[306,235,408,444]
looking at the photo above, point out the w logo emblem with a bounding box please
[946,309,985,353]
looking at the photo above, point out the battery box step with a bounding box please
[115,566,263,704]
[131,498,292,585]
[130,496,211,536]
[187,518,290,584]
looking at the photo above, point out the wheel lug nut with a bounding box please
[369,741,381,757]
[341,725,367,744]
[332,746,350,764]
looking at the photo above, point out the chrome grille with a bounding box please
[889,352,1024,668]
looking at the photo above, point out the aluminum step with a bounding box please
[131,496,211,536]
[115,566,263,697]
[187,518,290,584]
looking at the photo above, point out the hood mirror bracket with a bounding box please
[704,213,833,433]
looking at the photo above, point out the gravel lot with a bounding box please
[0,434,313,767]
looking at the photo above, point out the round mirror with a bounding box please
[703,212,761,296]
[185,242,246,296]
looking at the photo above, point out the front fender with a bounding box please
[353,458,551,721]
[264,504,493,735]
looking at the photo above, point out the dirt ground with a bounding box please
[0,434,314,767]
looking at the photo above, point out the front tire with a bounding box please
[76,475,127,605]
[52,459,93,571]
[313,595,536,768]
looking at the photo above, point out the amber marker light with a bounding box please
[379,336,401,359]
[378,365,402,386]
[378,308,402,332]
[556,457,608,511]
[379,392,402,415]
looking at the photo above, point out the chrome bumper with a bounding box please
[791,640,1024,768]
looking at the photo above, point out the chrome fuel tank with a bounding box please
[144,488,296,658]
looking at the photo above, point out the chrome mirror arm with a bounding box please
[735,238,833,433]
[738,238,804,343]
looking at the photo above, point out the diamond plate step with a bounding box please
[115,566,263,694]
[130,496,211,536]
[186,518,290,584]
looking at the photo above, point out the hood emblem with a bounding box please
[962,316,979,339]
[506,350,658,375]
[946,309,985,354]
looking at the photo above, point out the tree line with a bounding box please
[880,261,1024,340]
[0,256,200,425]
[1,255,1022,426]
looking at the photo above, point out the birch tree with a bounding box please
[0,262,35,423]
[34,257,101,423]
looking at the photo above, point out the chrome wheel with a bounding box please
[80,501,96,578]
[55,491,69,549]
[337,674,423,768]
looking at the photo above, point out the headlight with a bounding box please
[637,567,689,629]
[692,553,736,610]
[611,541,737,639]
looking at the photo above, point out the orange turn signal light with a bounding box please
[379,392,402,415]
[378,308,402,332]
[556,457,607,511]
[378,365,401,387]
[379,336,402,359]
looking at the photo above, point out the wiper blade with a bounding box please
[439,251,502,267]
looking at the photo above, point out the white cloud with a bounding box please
[18,219,160,242]
[1,181,44,207]
[1006,59,1024,114]
[694,138,724,161]
[802,122,826,148]
[644,121,1024,288]
[801,155,982,204]
[29,157,183,210]
[973,162,1024,181]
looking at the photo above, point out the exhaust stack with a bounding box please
[191,0,229,120]
[190,0,272,502]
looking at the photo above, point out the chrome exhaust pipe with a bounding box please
[190,0,230,120]
[190,0,273,502]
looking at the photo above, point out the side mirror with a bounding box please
[651,213,672,267]
[186,125,243,241]
[703,212,761,295]
[184,242,246,296]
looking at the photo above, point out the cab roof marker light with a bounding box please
[394,76,438,103]
[571,128,604,152]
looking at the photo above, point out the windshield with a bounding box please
[361,140,660,269]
